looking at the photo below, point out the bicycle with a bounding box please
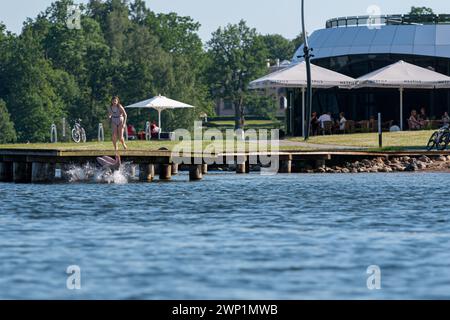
[426,124,450,151]
[72,119,87,143]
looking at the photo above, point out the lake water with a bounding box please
[1,172,450,299]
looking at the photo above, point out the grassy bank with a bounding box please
[290,130,434,151]
[0,130,435,152]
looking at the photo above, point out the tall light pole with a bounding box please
[301,0,313,140]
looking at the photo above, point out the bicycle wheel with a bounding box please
[72,128,81,143]
[437,132,449,151]
[81,128,87,143]
[438,132,450,151]
[426,132,438,151]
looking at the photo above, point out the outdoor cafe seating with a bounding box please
[315,118,396,135]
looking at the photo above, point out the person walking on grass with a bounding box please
[108,96,128,151]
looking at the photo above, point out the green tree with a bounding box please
[1,0,215,140]
[409,6,434,15]
[207,20,268,128]
[0,99,17,143]
[261,34,295,62]
[3,28,68,142]
[244,93,278,120]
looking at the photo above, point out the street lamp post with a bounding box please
[301,0,313,140]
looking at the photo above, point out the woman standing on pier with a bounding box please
[108,96,128,151]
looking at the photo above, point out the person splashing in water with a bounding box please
[97,150,121,171]
[108,96,128,151]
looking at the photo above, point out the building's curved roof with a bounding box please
[293,24,450,62]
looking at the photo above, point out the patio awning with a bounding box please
[356,60,450,130]
[249,61,356,89]
[356,60,450,89]
[249,62,355,136]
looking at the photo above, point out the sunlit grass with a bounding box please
[289,130,434,150]
[0,130,435,153]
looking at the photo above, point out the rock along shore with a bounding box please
[302,155,450,174]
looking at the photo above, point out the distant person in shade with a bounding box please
[418,107,428,121]
[338,112,347,133]
[151,121,160,139]
[442,112,450,125]
[418,107,428,127]
[408,110,422,130]
[318,112,332,129]
[310,112,320,136]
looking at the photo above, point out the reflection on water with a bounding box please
[1,172,450,299]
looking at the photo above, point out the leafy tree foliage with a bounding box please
[0,99,17,143]
[0,1,294,141]
[207,20,269,128]
[409,6,434,16]
[261,34,295,62]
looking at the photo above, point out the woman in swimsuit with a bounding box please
[108,96,128,151]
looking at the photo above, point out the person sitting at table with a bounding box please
[318,112,332,129]
[310,112,320,136]
[442,112,450,125]
[127,124,137,140]
[408,110,422,130]
[418,107,428,121]
[150,121,160,139]
[338,112,347,133]
[418,107,429,127]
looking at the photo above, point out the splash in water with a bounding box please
[65,162,135,184]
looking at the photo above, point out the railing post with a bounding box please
[145,121,151,141]
[98,123,105,142]
[50,124,58,143]
[62,117,66,138]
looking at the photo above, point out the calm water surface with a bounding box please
[1,172,450,299]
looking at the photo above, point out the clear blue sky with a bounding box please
[0,0,448,41]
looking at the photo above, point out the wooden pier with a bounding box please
[1,148,449,183]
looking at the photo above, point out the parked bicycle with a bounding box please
[72,119,87,143]
[427,124,450,151]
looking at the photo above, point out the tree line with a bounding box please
[0,0,302,143]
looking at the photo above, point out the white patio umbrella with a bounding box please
[249,61,355,89]
[126,95,194,138]
[356,60,450,130]
[249,61,355,136]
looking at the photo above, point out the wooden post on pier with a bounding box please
[236,157,247,174]
[279,159,292,174]
[236,162,246,174]
[159,164,172,180]
[13,162,32,183]
[171,163,179,175]
[189,164,203,181]
[130,165,137,179]
[31,162,55,183]
[139,164,155,182]
[0,162,13,182]
[202,164,208,175]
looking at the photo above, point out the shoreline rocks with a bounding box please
[304,155,450,174]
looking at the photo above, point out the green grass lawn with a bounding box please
[0,141,179,151]
[291,130,434,150]
[0,130,435,153]
[0,140,280,153]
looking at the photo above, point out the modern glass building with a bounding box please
[288,14,450,136]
